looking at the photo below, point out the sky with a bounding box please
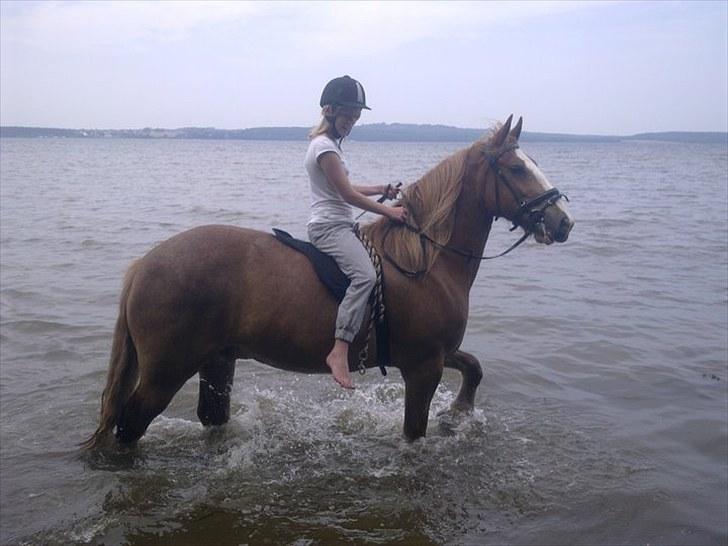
[1,0,726,135]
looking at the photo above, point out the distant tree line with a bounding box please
[1,124,725,143]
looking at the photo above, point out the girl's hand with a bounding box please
[382,184,400,200]
[388,205,409,224]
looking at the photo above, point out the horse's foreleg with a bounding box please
[442,350,483,414]
[197,352,236,427]
[401,357,444,441]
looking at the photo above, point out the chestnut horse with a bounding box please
[84,115,574,449]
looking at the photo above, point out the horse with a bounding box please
[83,115,574,449]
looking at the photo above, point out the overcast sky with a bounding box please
[1,0,726,135]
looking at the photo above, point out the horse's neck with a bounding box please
[435,175,493,288]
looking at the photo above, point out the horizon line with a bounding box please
[1,123,727,139]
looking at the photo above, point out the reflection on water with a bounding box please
[1,138,726,545]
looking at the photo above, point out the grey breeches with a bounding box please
[308,222,376,343]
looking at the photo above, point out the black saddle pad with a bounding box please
[272,228,350,303]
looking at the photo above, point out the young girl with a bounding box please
[305,75,407,389]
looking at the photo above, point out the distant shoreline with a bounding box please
[1,123,726,144]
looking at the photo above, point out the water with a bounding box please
[1,137,726,545]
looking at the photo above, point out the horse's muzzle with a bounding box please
[554,216,574,243]
[540,198,574,244]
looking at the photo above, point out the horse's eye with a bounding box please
[509,165,526,176]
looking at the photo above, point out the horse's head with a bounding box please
[471,115,574,244]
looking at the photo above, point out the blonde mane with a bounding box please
[364,149,467,273]
[364,126,504,275]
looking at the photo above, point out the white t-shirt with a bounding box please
[305,134,353,225]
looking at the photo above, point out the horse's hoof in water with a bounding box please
[437,415,458,436]
[436,403,474,417]
[437,405,475,436]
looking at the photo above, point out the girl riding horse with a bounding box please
[306,76,407,389]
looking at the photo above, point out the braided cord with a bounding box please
[355,228,385,375]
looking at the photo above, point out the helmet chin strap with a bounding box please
[327,119,342,140]
[325,109,343,141]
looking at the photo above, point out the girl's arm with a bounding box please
[319,152,406,222]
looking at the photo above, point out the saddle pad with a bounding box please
[272,228,350,303]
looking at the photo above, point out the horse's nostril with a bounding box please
[555,217,573,242]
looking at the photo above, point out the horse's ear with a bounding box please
[494,114,513,147]
[510,116,523,141]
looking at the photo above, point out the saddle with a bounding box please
[272,228,390,375]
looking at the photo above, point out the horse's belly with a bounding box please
[234,328,334,373]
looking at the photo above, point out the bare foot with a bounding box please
[326,340,354,389]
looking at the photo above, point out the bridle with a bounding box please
[486,143,569,235]
[382,143,569,278]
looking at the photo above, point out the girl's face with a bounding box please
[333,107,361,137]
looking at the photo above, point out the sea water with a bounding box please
[0,137,726,545]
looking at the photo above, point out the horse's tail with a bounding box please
[82,260,141,450]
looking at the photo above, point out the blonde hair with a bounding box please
[309,105,335,139]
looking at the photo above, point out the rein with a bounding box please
[382,143,568,278]
[381,220,531,279]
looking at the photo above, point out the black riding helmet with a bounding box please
[320,75,371,110]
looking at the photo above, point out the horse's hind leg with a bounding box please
[197,351,236,427]
[116,370,188,444]
[442,350,483,414]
